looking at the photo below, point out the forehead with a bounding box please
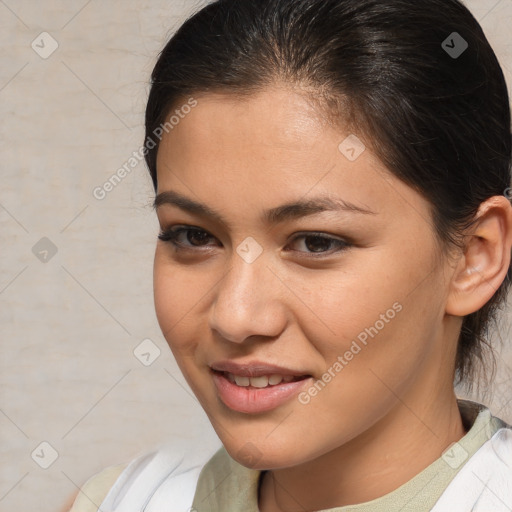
[157,86,354,185]
[164,85,329,154]
[154,85,432,231]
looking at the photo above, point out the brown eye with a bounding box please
[157,226,218,249]
[286,232,351,256]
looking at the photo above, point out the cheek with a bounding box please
[300,254,441,378]
[292,263,402,355]
[153,252,209,353]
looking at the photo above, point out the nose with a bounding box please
[208,249,288,344]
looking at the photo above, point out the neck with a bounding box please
[258,388,466,512]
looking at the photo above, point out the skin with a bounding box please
[152,83,512,511]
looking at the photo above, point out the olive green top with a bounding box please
[69,399,509,512]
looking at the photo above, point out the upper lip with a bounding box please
[210,360,311,378]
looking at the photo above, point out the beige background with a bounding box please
[0,1,511,511]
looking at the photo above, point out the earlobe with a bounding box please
[445,195,512,317]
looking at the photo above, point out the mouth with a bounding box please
[209,362,313,413]
[215,370,309,388]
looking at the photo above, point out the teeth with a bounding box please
[226,372,301,388]
[250,376,269,388]
[269,374,284,385]
[234,375,250,386]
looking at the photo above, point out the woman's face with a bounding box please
[153,84,458,469]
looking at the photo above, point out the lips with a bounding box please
[210,359,311,378]
[210,360,313,413]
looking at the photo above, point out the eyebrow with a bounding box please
[153,190,377,227]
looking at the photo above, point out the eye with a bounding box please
[157,226,217,250]
[285,232,351,256]
[157,226,351,256]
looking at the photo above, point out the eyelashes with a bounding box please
[158,227,211,247]
[157,225,352,257]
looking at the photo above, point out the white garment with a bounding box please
[430,428,512,511]
[97,447,209,512]
[99,428,512,512]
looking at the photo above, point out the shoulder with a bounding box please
[68,463,128,512]
[431,427,512,511]
[75,444,222,512]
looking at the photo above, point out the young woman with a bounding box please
[69,0,512,510]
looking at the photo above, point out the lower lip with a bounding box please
[211,371,312,414]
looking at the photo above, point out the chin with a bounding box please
[219,436,309,470]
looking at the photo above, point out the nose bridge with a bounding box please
[209,243,284,343]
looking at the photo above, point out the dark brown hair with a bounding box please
[144,0,512,393]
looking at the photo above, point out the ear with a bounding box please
[445,195,512,316]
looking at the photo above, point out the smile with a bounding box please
[224,371,307,388]
[211,368,313,414]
